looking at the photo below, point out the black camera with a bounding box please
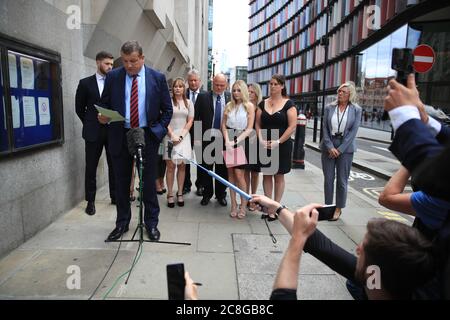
[391,48,414,86]
[333,132,343,138]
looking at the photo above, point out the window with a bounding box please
[0,33,63,156]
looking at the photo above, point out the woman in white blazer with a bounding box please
[320,82,362,220]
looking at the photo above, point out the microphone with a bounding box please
[126,128,146,158]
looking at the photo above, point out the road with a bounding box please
[303,147,415,224]
[355,137,396,160]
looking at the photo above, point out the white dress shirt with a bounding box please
[96,72,105,96]
[331,105,349,135]
[389,105,442,136]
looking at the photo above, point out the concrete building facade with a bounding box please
[0,0,209,258]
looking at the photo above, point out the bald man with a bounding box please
[194,74,231,206]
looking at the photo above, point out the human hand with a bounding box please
[97,113,111,124]
[268,140,280,150]
[328,148,340,159]
[417,101,429,124]
[184,272,199,300]
[225,140,234,149]
[171,136,181,146]
[384,74,422,112]
[250,194,280,217]
[291,204,320,242]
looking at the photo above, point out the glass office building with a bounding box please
[248,0,450,131]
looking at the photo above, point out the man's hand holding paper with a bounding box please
[95,104,125,124]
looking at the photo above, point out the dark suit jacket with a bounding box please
[194,91,231,137]
[75,75,103,142]
[186,88,206,102]
[389,119,450,202]
[100,66,172,156]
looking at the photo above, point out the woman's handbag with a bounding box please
[222,146,247,168]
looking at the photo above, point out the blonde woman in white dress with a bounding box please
[221,80,255,219]
[163,78,194,208]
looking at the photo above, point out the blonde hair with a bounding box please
[248,83,263,105]
[171,77,188,109]
[224,80,252,116]
[334,81,358,105]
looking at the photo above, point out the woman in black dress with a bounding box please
[255,74,297,203]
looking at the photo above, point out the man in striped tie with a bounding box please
[98,41,173,242]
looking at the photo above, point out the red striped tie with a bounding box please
[130,75,139,128]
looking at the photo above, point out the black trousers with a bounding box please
[200,137,228,199]
[85,126,115,201]
[183,132,202,190]
[112,128,160,229]
[304,228,357,282]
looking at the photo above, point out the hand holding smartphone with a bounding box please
[167,263,185,300]
[316,204,336,221]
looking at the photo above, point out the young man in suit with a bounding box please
[75,51,115,216]
[183,69,206,195]
[98,41,173,241]
[194,73,231,207]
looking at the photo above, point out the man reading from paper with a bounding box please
[98,41,172,242]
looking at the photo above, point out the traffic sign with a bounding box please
[413,44,435,73]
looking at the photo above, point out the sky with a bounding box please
[212,0,249,72]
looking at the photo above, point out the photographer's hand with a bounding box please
[272,204,319,292]
[291,204,319,243]
[384,74,421,112]
[250,194,280,217]
[184,272,199,300]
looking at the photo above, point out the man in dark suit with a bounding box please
[98,41,172,241]
[194,73,230,206]
[75,51,115,215]
[183,69,206,195]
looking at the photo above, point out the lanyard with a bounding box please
[336,105,348,134]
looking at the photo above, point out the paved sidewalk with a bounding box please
[0,159,390,300]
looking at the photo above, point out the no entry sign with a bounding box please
[413,45,435,73]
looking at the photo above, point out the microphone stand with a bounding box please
[106,147,191,284]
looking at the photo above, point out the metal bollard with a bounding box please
[292,114,307,169]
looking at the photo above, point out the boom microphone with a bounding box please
[126,128,146,156]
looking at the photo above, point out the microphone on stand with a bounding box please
[126,128,146,162]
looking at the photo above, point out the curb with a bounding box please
[304,143,392,181]
[357,136,392,145]
[306,126,393,145]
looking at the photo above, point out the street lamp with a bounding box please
[319,0,331,142]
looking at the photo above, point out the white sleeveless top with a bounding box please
[226,103,248,130]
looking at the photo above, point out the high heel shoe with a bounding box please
[328,208,342,221]
[157,188,167,195]
[177,192,184,207]
[167,195,175,208]
[237,205,246,219]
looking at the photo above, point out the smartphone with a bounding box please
[167,263,185,300]
[317,205,336,221]
[391,48,414,86]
